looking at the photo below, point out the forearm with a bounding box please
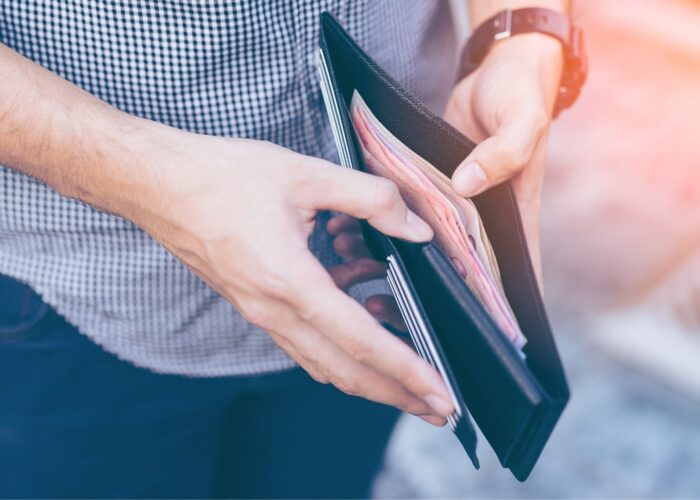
[0,43,177,226]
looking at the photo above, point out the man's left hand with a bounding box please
[444,33,564,285]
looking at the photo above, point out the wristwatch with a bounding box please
[457,7,588,118]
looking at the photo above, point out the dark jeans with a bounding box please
[0,274,399,498]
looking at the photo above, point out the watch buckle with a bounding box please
[567,25,588,86]
[494,9,512,41]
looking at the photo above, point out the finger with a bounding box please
[418,414,447,426]
[270,332,329,384]
[275,315,440,419]
[333,233,372,260]
[328,258,387,290]
[296,165,433,242]
[451,102,548,198]
[327,213,361,235]
[365,295,406,332]
[243,293,434,417]
[285,254,454,417]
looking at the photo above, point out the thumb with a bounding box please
[451,105,547,197]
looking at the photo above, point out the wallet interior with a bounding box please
[319,12,569,481]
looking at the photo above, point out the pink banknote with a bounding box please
[350,92,526,349]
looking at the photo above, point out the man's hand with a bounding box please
[0,43,453,425]
[444,27,564,285]
[142,136,451,426]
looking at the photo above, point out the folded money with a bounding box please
[350,91,526,349]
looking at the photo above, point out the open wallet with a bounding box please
[317,13,569,481]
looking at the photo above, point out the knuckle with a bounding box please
[401,360,428,392]
[372,178,402,212]
[386,392,413,414]
[396,397,424,416]
[531,108,549,134]
[307,368,330,385]
[297,301,322,324]
[257,271,294,303]
[500,143,530,171]
[345,338,373,363]
[403,398,429,416]
[239,300,272,328]
[334,375,363,397]
[333,234,351,254]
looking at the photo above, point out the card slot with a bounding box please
[387,256,462,421]
[386,269,434,370]
[318,51,347,166]
[387,266,428,355]
[387,264,437,372]
[388,256,461,416]
[318,51,343,156]
[318,50,353,169]
[387,268,458,431]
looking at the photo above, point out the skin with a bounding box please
[0,0,567,427]
[447,0,569,286]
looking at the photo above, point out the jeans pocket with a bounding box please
[0,274,51,343]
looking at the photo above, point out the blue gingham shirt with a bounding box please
[0,0,457,376]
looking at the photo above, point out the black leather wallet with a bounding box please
[318,12,569,481]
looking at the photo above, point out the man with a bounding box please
[0,0,567,497]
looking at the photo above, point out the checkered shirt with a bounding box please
[0,0,457,376]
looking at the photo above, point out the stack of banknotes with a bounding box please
[350,92,526,350]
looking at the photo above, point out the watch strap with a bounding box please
[458,8,587,118]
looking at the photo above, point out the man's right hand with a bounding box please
[133,134,454,425]
[0,42,453,424]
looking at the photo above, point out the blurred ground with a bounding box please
[375,313,700,498]
[543,0,700,309]
[374,0,700,497]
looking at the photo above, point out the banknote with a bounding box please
[350,91,526,349]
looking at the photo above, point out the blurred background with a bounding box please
[374,0,700,497]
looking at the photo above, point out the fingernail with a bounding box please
[419,414,447,427]
[424,393,454,417]
[453,161,487,196]
[406,210,433,241]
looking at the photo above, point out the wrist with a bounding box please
[489,32,563,67]
[485,33,564,112]
[459,6,585,118]
[76,111,194,230]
